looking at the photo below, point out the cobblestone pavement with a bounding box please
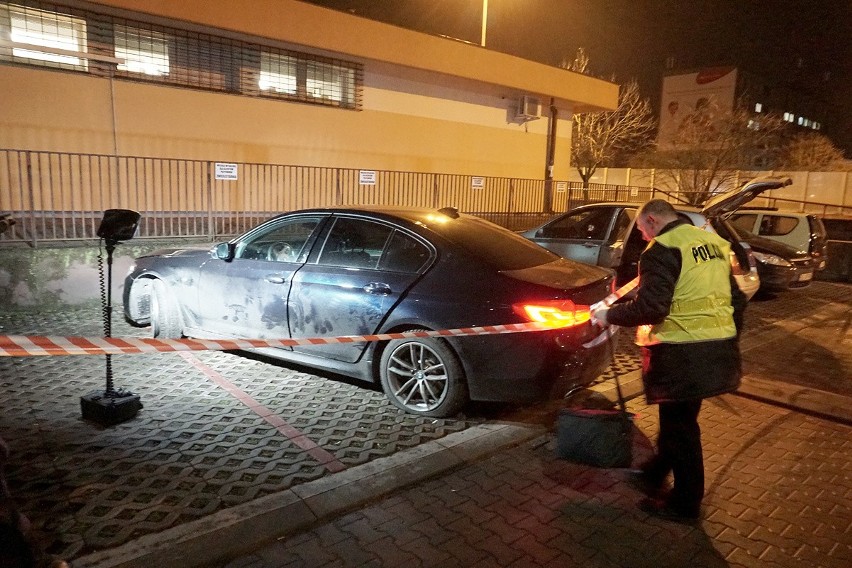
[0,282,848,566]
[738,284,851,398]
[222,394,851,568]
[0,297,641,562]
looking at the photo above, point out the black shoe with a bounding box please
[638,497,700,524]
[624,469,665,498]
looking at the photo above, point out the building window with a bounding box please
[255,49,360,108]
[259,51,297,94]
[0,1,362,110]
[115,24,169,76]
[754,102,762,113]
[1,3,87,70]
[307,60,355,105]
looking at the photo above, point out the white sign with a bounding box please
[214,162,238,180]
[359,170,377,185]
[556,182,567,193]
[471,177,485,189]
[630,187,639,197]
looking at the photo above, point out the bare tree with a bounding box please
[560,47,590,74]
[571,79,656,188]
[646,98,786,205]
[778,132,849,171]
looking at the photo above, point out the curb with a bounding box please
[736,375,852,425]
[74,422,544,568]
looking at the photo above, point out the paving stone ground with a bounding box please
[0,282,849,566]
[219,393,852,568]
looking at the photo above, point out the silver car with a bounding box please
[520,177,797,300]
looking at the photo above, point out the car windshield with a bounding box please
[431,215,561,270]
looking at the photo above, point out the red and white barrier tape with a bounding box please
[596,276,639,309]
[0,322,558,357]
[0,278,640,358]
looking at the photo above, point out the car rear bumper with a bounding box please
[758,263,813,292]
[453,323,616,403]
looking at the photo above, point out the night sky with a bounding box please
[304,0,852,156]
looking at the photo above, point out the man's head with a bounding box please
[636,200,679,241]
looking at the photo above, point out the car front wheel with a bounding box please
[379,336,468,417]
[150,279,183,339]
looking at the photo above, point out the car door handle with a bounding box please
[582,242,598,247]
[265,275,287,284]
[363,282,392,295]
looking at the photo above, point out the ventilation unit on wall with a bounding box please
[515,95,542,121]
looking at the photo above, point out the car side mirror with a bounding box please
[536,228,545,238]
[214,242,235,261]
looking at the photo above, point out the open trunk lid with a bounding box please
[702,176,792,218]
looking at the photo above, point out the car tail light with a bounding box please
[730,243,757,275]
[512,300,591,328]
[729,250,747,275]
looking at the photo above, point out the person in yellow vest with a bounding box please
[591,199,746,523]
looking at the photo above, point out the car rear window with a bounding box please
[432,215,561,270]
[760,215,798,237]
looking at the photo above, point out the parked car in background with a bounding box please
[710,219,815,295]
[820,216,852,282]
[728,210,828,271]
[519,177,800,300]
[520,202,759,298]
[124,206,616,417]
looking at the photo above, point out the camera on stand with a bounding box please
[80,209,144,425]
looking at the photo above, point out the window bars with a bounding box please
[0,1,363,109]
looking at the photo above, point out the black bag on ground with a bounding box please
[556,369,634,468]
[556,407,634,468]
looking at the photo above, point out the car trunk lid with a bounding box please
[701,176,792,218]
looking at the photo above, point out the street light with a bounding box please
[480,0,488,46]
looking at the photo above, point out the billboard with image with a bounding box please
[658,67,738,147]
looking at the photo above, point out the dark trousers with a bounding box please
[642,399,704,514]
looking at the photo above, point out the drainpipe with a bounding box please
[544,98,557,213]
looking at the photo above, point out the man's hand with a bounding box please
[590,304,610,326]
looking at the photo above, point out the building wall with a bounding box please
[0,0,600,180]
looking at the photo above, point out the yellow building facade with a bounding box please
[0,0,618,179]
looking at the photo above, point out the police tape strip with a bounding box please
[597,276,639,309]
[0,278,640,358]
[0,322,561,357]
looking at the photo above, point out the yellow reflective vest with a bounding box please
[636,224,737,346]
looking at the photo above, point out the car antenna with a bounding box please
[438,206,460,219]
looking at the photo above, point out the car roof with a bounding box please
[569,202,704,215]
[271,205,463,225]
[731,209,816,217]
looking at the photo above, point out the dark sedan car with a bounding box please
[124,207,616,417]
[711,220,815,294]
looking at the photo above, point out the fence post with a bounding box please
[25,151,37,248]
[207,161,214,240]
[432,174,439,209]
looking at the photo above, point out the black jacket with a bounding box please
[606,219,747,403]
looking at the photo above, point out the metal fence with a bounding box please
[0,149,659,246]
[4,149,849,247]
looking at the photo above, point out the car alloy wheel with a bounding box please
[379,336,467,417]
